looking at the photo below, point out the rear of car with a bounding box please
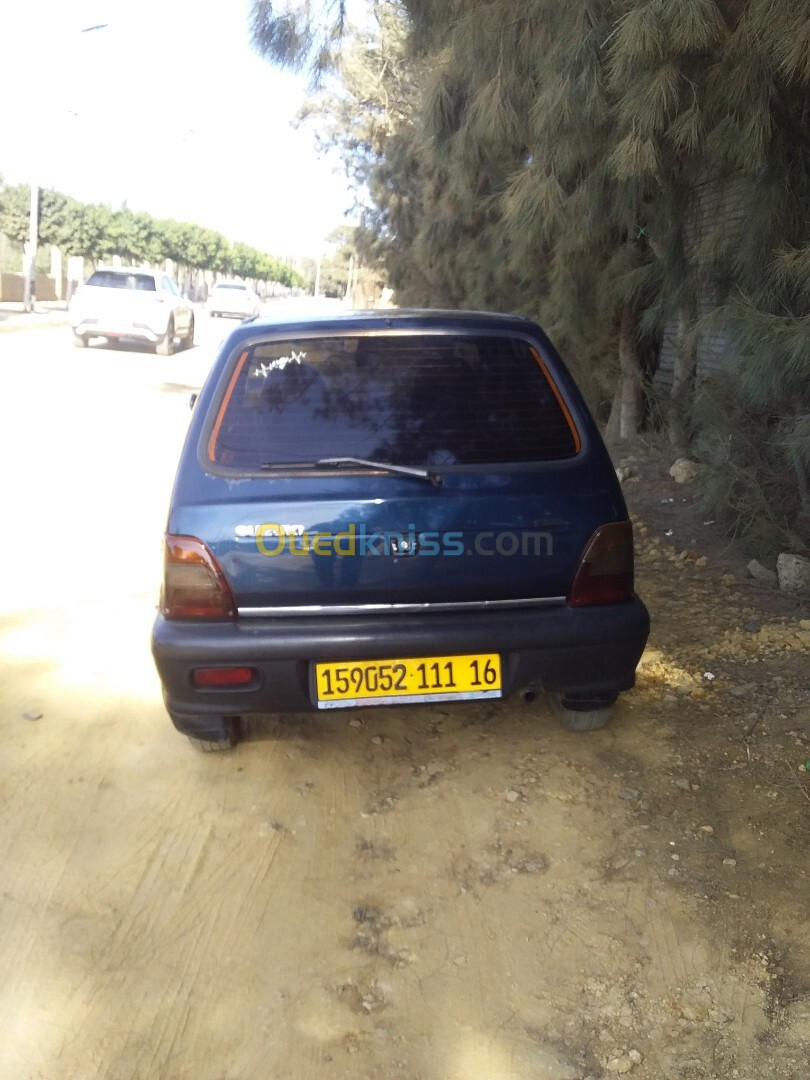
[208,282,260,320]
[68,267,194,353]
[152,310,649,749]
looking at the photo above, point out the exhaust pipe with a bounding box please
[519,688,538,704]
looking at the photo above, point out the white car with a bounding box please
[208,281,261,320]
[69,267,195,354]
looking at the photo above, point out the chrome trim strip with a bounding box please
[317,689,502,709]
[237,596,566,618]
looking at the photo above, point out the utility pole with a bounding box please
[23,183,39,313]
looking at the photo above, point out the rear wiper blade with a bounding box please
[259,461,320,470]
[315,457,443,487]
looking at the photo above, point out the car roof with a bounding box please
[212,280,249,288]
[220,307,535,341]
[93,266,159,276]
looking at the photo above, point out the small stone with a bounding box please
[22,710,43,721]
[776,553,810,594]
[723,858,737,867]
[695,556,709,569]
[671,853,680,861]
[505,789,521,803]
[371,735,384,745]
[670,458,701,484]
[619,788,640,801]
[720,573,736,586]
[348,719,363,728]
[747,559,778,586]
[699,825,714,835]
[675,778,691,791]
[606,1055,633,1074]
[703,671,716,681]
[628,1050,643,1065]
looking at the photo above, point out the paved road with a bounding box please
[0,309,806,1080]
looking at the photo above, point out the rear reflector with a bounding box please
[192,667,254,687]
[568,521,634,606]
[161,535,236,619]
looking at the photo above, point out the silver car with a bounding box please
[208,281,261,320]
[69,267,195,354]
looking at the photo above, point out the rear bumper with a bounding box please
[70,317,167,342]
[208,305,256,318]
[151,598,650,719]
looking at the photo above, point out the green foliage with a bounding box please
[0,178,302,287]
[250,0,347,83]
[692,370,809,557]
[0,183,31,245]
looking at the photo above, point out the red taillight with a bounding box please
[161,535,236,619]
[192,667,254,687]
[568,521,634,606]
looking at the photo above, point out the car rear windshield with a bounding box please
[86,271,156,291]
[208,333,580,470]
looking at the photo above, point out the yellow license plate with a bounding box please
[314,653,502,709]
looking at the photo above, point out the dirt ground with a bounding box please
[1,429,808,1080]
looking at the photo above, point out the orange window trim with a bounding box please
[207,349,250,461]
[528,345,582,454]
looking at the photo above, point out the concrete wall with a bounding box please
[0,272,66,302]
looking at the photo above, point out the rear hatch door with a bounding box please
[172,329,626,610]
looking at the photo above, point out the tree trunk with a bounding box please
[605,383,622,443]
[617,305,643,440]
[669,299,698,456]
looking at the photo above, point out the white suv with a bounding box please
[69,267,195,354]
[208,281,261,320]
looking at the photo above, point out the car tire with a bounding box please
[188,732,238,752]
[182,314,195,350]
[170,714,241,750]
[547,692,615,732]
[156,318,175,356]
[72,332,88,348]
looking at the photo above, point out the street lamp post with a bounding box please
[22,23,108,314]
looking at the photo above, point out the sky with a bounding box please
[1,0,360,257]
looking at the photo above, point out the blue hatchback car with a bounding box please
[151,309,649,749]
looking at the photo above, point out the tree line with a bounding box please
[0,178,308,290]
[251,0,809,556]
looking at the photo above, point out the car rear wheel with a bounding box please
[182,314,195,350]
[72,332,88,348]
[547,692,615,731]
[170,713,242,750]
[156,318,175,356]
